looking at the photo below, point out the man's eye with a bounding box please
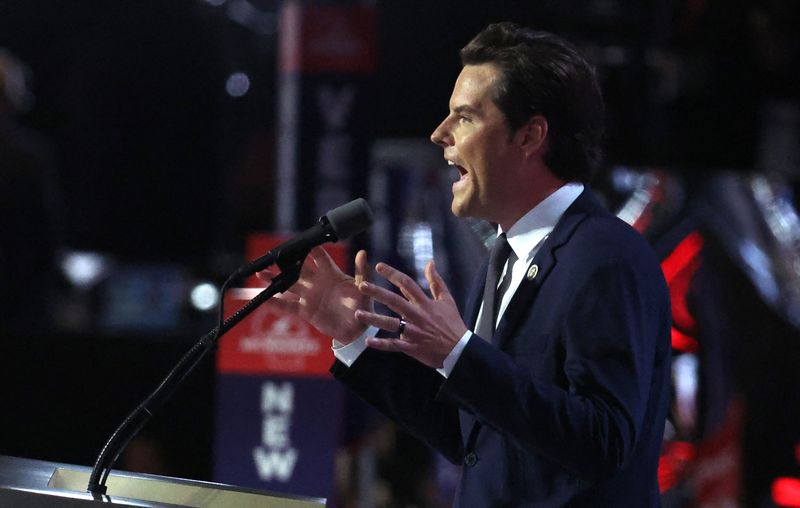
[459,115,472,123]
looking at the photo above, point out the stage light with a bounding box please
[226,72,250,97]
[61,251,110,289]
[190,282,219,312]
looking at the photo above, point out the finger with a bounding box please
[258,267,308,296]
[375,263,428,305]
[299,257,318,275]
[256,266,280,281]
[293,278,314,294]
[257,262,316,285]
[355,309,404,334]
[354,249,371,286]
[307,246,338,273]
[358,281,419,320]
[276,276,310,299]
[425,260,453,302]
[365,336,412,354]
[264,294,301,315]
[275,291,300,302]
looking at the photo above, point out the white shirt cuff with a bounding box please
[332,326,379,367]
[436,330,473,378]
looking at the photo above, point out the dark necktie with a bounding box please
[476,233,515,342]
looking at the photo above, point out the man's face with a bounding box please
[431,64,523,224]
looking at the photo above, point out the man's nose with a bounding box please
[430,119,450,147]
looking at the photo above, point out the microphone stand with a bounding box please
[86,254,307,497]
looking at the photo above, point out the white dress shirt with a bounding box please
[334,183,584,376]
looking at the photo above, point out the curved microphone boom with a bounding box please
[86,198,373,497]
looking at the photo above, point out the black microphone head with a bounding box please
[325,198,374,241]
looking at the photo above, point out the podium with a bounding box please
[0,455,326,507]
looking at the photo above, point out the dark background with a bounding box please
[1,0,795,262]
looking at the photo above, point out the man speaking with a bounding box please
[263,22,671,507]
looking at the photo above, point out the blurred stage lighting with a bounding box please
[226,72,250,97]
[190,282,219,312]
[61,251,110,289]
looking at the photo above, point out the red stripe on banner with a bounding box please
[279,1,376,75]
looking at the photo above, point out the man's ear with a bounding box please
[517,115,548,158]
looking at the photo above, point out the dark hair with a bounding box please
[460,22,605,183]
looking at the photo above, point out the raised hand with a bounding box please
[353,260,469,369]
[258,247,373,343]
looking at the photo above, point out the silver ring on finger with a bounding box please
[397,318,406,335]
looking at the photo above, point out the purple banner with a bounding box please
[213,374,343,500]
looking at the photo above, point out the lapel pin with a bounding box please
[526,264,539,280]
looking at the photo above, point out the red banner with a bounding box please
[279,1,376,75]
[217,234,348,377]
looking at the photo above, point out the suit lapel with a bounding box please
[494,189,604,350]
[464,261,488,331]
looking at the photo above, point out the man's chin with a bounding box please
[450,201,474,219]
[451,199,493,223]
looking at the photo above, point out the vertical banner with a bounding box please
[276,0,376,232]
[213,235,348,499]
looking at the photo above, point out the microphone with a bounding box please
[86,198,373,497]
[237,198,373,277]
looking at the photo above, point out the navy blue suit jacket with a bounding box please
[332,189,671,507]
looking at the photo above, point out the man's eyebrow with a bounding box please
[453,105,479,115]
